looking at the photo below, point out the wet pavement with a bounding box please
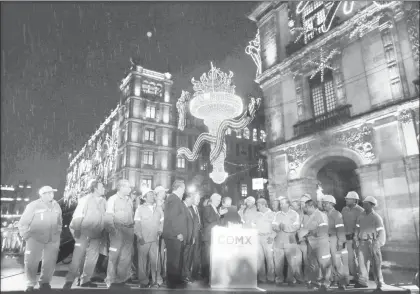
[1,252,418,293]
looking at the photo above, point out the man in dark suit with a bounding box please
[189,192,202,281]
[181,193,194,283]
[162,180,187,288]
[219,197,242,227]
[201,193,227,283]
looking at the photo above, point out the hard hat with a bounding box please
[363,196,377,206]
[300,194,312,203]
[323,195,336,205]
[142,188,154,198]
[245,196,256,204]
[345,191,359,200]
[256,198,267,205]
[298,228,309,241]
[154,186,168,193]
[39,186,57,195]
[277,196,287,201]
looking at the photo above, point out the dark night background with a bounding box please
[1,2,261,197]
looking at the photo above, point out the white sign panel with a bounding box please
[210,226,258,289]
[252,178,264,190]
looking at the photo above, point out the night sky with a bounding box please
[1,2,260,194]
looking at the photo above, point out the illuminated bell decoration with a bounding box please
[177,63,261,184]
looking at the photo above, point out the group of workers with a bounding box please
[16,177,386,292]
[251,191,386,291]
[1,221,24,253]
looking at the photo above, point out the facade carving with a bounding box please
[398,108,414,124]
[405,5,419,72]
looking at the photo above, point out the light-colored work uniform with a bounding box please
[293,209,310,282]
[342,204,364,277]
[18,199,62,288]
[65,194,106,285]
[134,203,164,285]
[272,209,302,283]
[326,208,349,286]
[105,193,135,286]
[255,209,276,282]
[303,209,331,287]
[242,206,259,228]
[354,211,386,287]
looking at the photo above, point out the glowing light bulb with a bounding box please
[147,31,152,38]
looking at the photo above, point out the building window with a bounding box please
[260,130,266,142]
[253,129,258,141]
[241,184,248,197]
[177,157,186,168]
[144,129,155,142]
[301,2,326,42]
[226,128,231,135]
[243,127,250,139]
[143,151,154,165]
[236,129,242,138]
[146,105,156,119]
[310,69,337,117]
[141,178,153,190]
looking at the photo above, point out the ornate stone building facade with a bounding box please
[249,1,419,266]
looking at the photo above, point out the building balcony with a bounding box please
[293,104,352,137]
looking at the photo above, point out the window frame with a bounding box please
[177,157,186,169]
[309,69,337,117]
[141,178,153,190]
[144,128,155,142]
[143,151,154,165]
[145,104,156,119]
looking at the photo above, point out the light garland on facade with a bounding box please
[307,48,339,82]
[177,63,261,184]
[245,30,262,77]
[64,106,121,204]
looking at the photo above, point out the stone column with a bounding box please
[293,73,305,121]
[379,17,404,99]
[332,53,347,106]
[398,109,419,155]
[404,155,420,243]
[355,164,391,238]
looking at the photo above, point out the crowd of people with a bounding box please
[16,178,387,292]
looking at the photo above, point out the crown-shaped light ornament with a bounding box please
[191,62,236,96]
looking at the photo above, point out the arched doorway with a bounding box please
[316,156,361,212]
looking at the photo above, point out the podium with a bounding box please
[210,226,258,289]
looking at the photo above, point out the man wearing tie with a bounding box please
[181,193,194,284]
[201,193,227,284]
[189,192,202,281]
[162,180,188,289]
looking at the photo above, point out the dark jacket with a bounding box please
[183,202,194,244]
[202,205,220,242]
[220,206,242,227]
[162,193,188,240]
[190,205,202,240]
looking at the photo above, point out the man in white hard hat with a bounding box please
[18,186,62,292]
[105,179,134,289]
[63,178,107,289]
[292,194,312,283]
[243,196,259,228]
[255,198,276,284]
[301,196,331,291]
[322,195,349,290]
[134,189,164,288]
[353,196,386,290]
[341,191,364,280]
[272,196,303,286]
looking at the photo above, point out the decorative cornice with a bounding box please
[126,118,176,129]
[256,2,400,87]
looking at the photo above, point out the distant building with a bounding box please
[249,1,419,266]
